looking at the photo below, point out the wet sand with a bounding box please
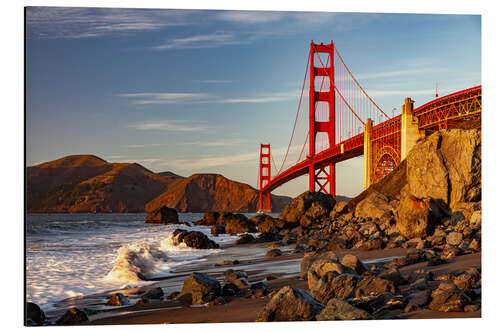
[85,246,480,325]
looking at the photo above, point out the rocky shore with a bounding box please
[26,127,481,325]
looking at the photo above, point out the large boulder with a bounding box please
[145,205,179,224]
[341,254,367,275]
[316,299,373,321]
[428,282,471,312]
[223,214,257,234]
[309,272,359,303]
[255,286,325,322]
[300,251,339,280]
[55,307,89,325]
[178,272,221,305]
[194,212,220,226]
[355,191,396,219]
[26,302,45,326]
[171,229,219,249]
[106,293,129,306]
[254,215,288,233]
[406,129,481,210]
[395,193,448,239]
[279,191,335,227]
[354,276,397,298]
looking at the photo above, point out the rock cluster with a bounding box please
[171,229,219,249]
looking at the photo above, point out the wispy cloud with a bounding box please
[217,11,284,24]
[26,7,192,39]
[118,91,298,105]
[126,120,210,132]
[153,33,244,50]
[167,152,258,170]
[118,92,212,105]
[181,139,247,147]
[194,80,233,84]
[357,68,446,80]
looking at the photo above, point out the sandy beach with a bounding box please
[48,244,479,325]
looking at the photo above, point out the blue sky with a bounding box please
[25,7,481,198]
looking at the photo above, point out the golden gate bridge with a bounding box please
[258,41,481,212]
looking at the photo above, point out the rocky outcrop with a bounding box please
[309,272,359,303]
[300,251,339,280]
[26,302,46,326]
[55,307,89,325]
[279,191,335,227]
[255,286,325,322]
[355,191,396,219]
[178,272,221,305]
[395,194,449,239]
[171,229,219,249]
[145,205,179,224]
[428,282,471,312]
[316,298,373,320]
[106,293,129,306]
[406,128,481,210]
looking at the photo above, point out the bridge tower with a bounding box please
[308,41,336,197]
[258,144,271,212]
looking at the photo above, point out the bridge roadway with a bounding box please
[261,85,482,195]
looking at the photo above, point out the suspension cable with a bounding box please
[277,52,311,175]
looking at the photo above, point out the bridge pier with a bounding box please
[363,118,373,190]
[400,97,421,161]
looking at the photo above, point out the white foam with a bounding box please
[26,220,228,310]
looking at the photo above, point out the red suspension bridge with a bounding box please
[258,41,482,212]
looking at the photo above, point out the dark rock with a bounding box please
[355,191,395,219]
[395,194,448,239]
[256,215,288,233]
[309,272,358,303]
[232,278,250,289]
[300,251,339,280]
[446,232,464,246]
[171,229,219,249]
[167,291,180,299]
[226,271,247,282]
[265,249,282,258]
[428,282,471,312]
[250,282,267,290]
[404,290,430,313]
[409,278,429,291]
[255,286,325,322]
[427,257,447,266]
[145,205,179,224]
[257,232,282,243]
[362,238,384,250]
[134,298,149,305]
[106,293,129,306]
[253,288,269,298]
[341,254,366,275]
[236,233,256,245]
[195,212,220,226]
[316,298,373,320]
[377,268,406,285]
[222,283,240,296]
[55,307,89,325]
[26,302,45,326]
[211,225,225,235]
[141,287,164,300]
[279,191,335,227]
[223,214,257,234]
[355,276,397,298]
[178,272,221,305]
[464,304,481,312]
[208,296,227,306]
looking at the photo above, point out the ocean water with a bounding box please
[26,213,266,311]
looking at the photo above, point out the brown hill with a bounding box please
[27,155,292,213]
[145,173,292,213]
[27,155,172,213]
